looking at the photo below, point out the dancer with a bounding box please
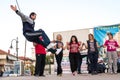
[54,34,64,76]
[10,5,56,52]
[33,37,46,77]
[103,33,120,74]
[67,35,81,76]
[82,34,100,75]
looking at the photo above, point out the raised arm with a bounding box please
[83,43,88,49]
[63,42,68,50]
[10,5,29,22]
[96,42,102,48]
[66,42,70,50]
[78,41,82,50]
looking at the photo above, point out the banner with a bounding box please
[94,24,120,46]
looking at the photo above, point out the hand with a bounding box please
[33,42,37,46]
[51,40,56,43]
[80,48,83,51]
[82,43,85,45]
[100,45,103,48]
[79,41,81,44]
[10,5,17,11]
[66,42,69,45]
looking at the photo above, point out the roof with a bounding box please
[0,64,4,66]
[0,49,16,57]
[0,49,33,61]
[18,56,33,61]
[0,49,8,55]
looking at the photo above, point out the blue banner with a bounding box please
[94,24,120,46]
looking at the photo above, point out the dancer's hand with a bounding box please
[10,5,17,11]
[66,42,69,45]
[82,43,85,46]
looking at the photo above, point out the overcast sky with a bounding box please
[1,0,120,58]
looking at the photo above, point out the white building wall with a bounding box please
[53,29,91,73]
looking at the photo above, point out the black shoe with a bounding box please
[91,72,95,75]
[34,74,39,77]
[88,71,91,74]
[57,74,62,77]
[91,71,97,75]
[39,75,45,77]
[94,71,98,74]
[48,48,57,54]
[78,72,81,74]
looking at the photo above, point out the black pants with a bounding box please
[88,52,98,72]
[55,52,63,75]
[77,54,87,73]
[77,54,82,73]
[117,62,120,73]
[24,29,50,48]
[35,54,46,76]
[69,53,79,73]
[97,63,106,73]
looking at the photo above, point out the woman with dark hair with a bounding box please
[67,35,81,76]
[103,33,120,74]
[82,34,100,75]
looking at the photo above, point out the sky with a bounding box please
[1,0,120,58]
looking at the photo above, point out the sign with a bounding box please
[14,61,24,75]
[94,24,120,46]
[94,24,120,55]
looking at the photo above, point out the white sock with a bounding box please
[47,43,57,49]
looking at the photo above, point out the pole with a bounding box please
[10,37,19,76]
[24,40,27,75]
[24,40,27,62]
[16,0,21,11]
[16,37,18,61]
[16,37,18,76]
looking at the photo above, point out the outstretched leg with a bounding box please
[24,31,46,47]
[37,29,51,46]
[24,29,57,53]
[24,29,51,47]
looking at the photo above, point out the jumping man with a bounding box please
[10,5,57,53]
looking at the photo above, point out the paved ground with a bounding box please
[0,73,120,80]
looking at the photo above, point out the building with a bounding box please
[0,49,17,72]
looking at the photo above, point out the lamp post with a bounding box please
[10,37,19,60]
[10,37,19,75]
